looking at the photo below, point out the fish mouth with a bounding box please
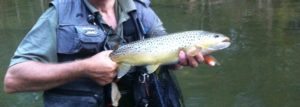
[222,38,230,43]
[209,37,231,51]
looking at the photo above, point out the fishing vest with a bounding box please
[44,0,183,107]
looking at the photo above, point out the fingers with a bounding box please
[84,50,118,85]
[169,64,183,70]
[187,55,198,68]
[94,72,117,85]
[102,50,113,55]
[178,50,204,68]
[179,51,187,66]
[97,79,111,86]
[174,64,183,70]
[195,52,204,63]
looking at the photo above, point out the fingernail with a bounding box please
[199,53,204,62]
[192,62,198,68]
[179,51,186,60]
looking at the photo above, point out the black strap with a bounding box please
[128,11,152,107]
[94,13,112,50]
[128,10,145,40]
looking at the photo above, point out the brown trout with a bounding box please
[110,30,231,79]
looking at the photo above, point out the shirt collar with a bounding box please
[84,0,137,14]
[83,0,138,27]
[118,0,136,13]
[84,0,98,14]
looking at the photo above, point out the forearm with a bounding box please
[4,60,86,93]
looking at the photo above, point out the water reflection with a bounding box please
[153,0,300,107]
[1,0,300,107]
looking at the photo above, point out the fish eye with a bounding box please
[214,35,220,38]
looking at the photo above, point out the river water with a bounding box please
[1,0,300,107]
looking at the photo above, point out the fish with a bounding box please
[110,30,231,106]
[110,30,231,79]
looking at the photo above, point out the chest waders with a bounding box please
[113,9,184,107]
[101,10,159,107]
[128,10,156,107]
[119,11,178,107]
[47,0,183,107]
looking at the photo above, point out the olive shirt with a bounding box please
[9,0,165,66]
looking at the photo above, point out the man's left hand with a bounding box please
[174,50,204,69]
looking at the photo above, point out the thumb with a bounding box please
[102,50,114,56]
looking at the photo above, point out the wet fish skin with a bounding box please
[110,30,231,79]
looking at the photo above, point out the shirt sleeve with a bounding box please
[9,7,58,66]
[138,6,167,37]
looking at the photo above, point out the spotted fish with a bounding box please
[110,30,231,79]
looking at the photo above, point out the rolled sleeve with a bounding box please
[9,7,58,66]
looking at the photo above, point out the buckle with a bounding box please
[139,73,149,83]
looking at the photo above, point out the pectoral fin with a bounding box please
[146,64,160,74]
[117,63,131,79]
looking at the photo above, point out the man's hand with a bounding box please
[81,50,118,86]
[173,50,204,70]
[4,50,118,93]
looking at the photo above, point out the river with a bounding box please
[0,0,300,107]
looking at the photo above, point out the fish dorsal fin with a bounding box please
[117,63,132,79]
[146,64,160,74]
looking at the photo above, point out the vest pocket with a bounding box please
[57,25,106,54]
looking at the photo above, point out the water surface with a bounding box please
[1,0,300,107]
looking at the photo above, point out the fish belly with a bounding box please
[117,50,179,66]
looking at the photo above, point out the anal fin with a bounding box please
[146,64,160,74]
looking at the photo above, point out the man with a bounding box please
[4,0,204,106]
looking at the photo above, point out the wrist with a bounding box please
[74,59,89,75]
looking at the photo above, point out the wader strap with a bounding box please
[153,74,166,107]
[128,11,145,40]
[128,11,153,107]
[138,72,150,107]
[138,73,150,96]
[94,13,112,50]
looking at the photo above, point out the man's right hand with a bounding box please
[4,50,118,93]
[80,50,118,86]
